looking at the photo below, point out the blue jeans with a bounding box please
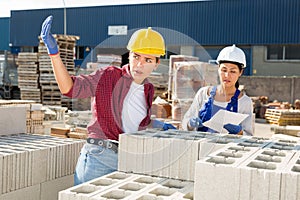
[74,143,118,185]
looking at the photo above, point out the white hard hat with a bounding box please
[216,44,246,68]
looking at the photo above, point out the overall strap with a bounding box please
[205,86,217,118]
[210,86,217,97]
[226,89,240,112]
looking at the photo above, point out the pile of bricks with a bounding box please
[17,53,41,102]
[58,129,300,200]
[195,141,300,200]
[169,56,218,121]
[0,133,85,200]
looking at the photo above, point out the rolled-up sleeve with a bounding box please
[63,69,105,99]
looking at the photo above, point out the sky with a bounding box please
[0,0,204,17]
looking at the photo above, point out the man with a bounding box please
[40,15,175,185]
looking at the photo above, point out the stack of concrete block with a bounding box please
[168,55,199,101]
[280,151,300,200]
[118,130,273,181]
[194,140,300,200]
[0,133,85,200]
[59,171,194,200]
[172,61,218,100]
[118,130,220,181]
[170,61,218,121]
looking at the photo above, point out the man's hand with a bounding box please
[152,120,177,131]
[223,123,242,134]
[188,117,203,129]
[40,15,59,55]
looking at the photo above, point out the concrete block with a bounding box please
[59,171,137,200]
[150,134,167,177]
[194,144,260,200]
[90,173,165,200]
[118,133,127,172]
[0,184,40,200]
[0,150,13,194]
[265,140,299,151]
[199,134,244,159]
[238,148,295,200]
[280,151,300,200]
[40,174,74,200]
[0,154,2,195]
[0,106,27,135]
[237,136,272,148]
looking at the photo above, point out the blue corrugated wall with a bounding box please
[0,18,10,50]
[9,0,300,47]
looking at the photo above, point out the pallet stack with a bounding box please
[265,108,300,126]
[38,34,79,110]
[17,53,41,102]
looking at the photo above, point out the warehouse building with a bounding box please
[0,0,300,76]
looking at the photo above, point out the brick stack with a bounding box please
[0,134,85,200]
[57,128,300,199]
[0,100,46,134]
[17,53,41,102]
[168,55,199,101]
[194,140,300,200]
[171,61,218,121]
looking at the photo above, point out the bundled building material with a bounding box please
[170,61,218,121]
[168,55,199,101]
[0,134,85,196]
[17,52,41,102]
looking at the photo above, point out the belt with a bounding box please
[86,138,119,154]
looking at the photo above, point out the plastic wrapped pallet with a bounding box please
[168,55,199,101]
[172,61,218,100]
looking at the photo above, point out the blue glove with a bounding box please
[40,15,59,55]
[223,123,242,134]
[152,120,177,131]
[189,117,203,129]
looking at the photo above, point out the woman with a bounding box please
[182,45,253,136]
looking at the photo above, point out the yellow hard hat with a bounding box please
[127,27,165,56]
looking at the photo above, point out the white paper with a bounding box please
[202,110,249,133]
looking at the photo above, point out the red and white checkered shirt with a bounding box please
[63,64,154,141]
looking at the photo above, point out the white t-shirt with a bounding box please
[182,86,254,136]
[122,81,147,133]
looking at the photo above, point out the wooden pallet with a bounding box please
[265,109,300,126]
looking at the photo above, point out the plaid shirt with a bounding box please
[63,64,154,141]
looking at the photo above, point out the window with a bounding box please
[75,46,85,60]
[267,45,300,61]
